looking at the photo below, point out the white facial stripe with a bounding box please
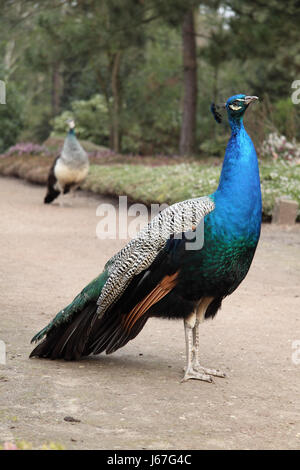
[229,104,242,111]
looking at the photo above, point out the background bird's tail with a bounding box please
[44,186,60,204]
[44,155,60,204]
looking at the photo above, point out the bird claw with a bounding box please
[193,364,226,378]
[181,368,214,383]
[181,363,226,382]
[59,200,73,208]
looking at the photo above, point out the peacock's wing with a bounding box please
[96,195,215,317]
[30,196,214,358]
[83,195,215,356]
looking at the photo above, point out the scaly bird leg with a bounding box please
[70,185,79,198]
[192,318,226,379]
[181,312,213,383]
[59,198,71,207]
[181,302,226,382]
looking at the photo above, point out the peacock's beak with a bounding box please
[244,96,259,105]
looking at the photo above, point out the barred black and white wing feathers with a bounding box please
[30,196,215,359]
[97,196,215,317]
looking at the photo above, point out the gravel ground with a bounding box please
[0,176,299,450]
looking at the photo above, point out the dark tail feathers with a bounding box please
[44,187,60,204]
[29,300,148,360]
[30,302,97,360]
[44,155,60,204]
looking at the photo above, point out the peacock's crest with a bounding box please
[210,102,225,124]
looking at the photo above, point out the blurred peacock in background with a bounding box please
[31,94,261,383]
[44,119,89,204]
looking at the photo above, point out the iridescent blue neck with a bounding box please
[68,128,75,136]
[210,117,262,239]
[217,118,258,193]
[228,115,243,135]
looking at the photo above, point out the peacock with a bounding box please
[44,119,89,204]
[31,94,261,383]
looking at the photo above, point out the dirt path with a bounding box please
[0,176,299,450]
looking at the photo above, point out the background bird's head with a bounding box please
[226,94,259,122]
[66,118,75,130]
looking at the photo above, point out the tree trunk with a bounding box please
[111,51,122,153]
[212,64,219,139]
[179,9,198,156]
[51,62,61,116]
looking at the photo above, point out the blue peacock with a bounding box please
[44,119,89,204]
[31,94,261,383]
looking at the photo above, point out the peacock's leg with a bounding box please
[192,318,226,378]
[59,198,71,207]
[70,184,79,198]
[181,299,226,382]
[181,312,213,383]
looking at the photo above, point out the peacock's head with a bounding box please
[66,118,75,130]
[211,94,259,124]
[226,94,259,121]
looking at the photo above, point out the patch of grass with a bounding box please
[83,163,220,205]
[44,135,108,154]
[260,160,300,218]
[84,161,300,220]
[0,153,299,220]
[0,440,65,450]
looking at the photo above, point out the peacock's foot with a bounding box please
[193,362,226,378]
[181,368,214,383]
[59,200,73,208]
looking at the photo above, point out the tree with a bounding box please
[61,0,150,153]
[179,8,198,156]
[0,82,24,152]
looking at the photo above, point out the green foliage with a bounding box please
[0,149,299,220]
[51,22,183,154]
[0,82,24,152]
[260,160,300,219]
[199,135,229,157]
[260,132,300,162]
[272,99,297,140]
[122,25,182,154]
[83,160,300,219]
[1,0,300,154]
[52,95,110,145]
[121,123,143,154]
[0,440,65,450]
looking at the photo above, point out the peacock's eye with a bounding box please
[229,102,242,111]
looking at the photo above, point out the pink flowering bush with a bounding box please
[260,132,300,163]
[2,142,50,157]
[0,440,65,450]
[2,442,18,450]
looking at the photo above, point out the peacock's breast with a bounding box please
[178,210,260,299]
